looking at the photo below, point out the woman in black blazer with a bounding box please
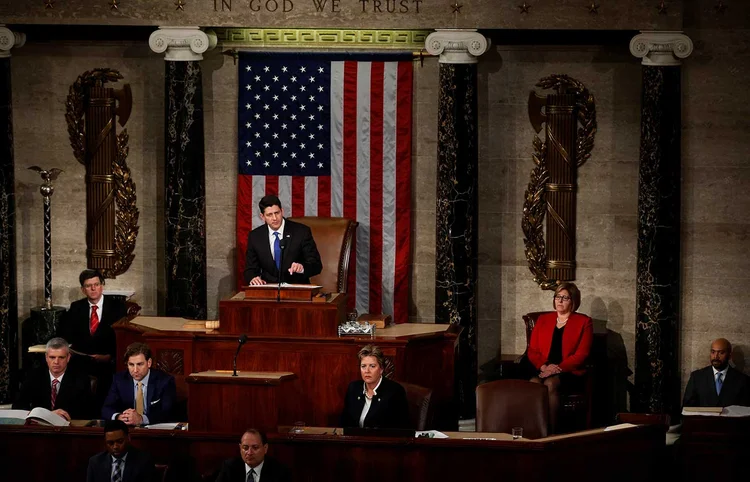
[340,345,410,429]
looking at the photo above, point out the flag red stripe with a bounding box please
[317,176,331,217]
[393,61,413,323]
[292,176,305,216]
[236,174,255,289]
[266,176,279,196]
[368,62,384,314]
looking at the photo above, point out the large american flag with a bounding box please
[236,52,413,324]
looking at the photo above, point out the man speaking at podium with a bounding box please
[243,195,322,286]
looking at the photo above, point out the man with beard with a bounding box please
[683,338,750,407]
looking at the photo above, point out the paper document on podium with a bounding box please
[248,284,323,289]
[682,406,723,416]
[28,344,91,357]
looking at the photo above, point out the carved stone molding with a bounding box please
[0,25,26,58]
[425,29,490,64]
[149,26,217,61]
[629,31,693,67]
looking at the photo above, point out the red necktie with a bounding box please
[89,305,99,334]
[51,378,59,409]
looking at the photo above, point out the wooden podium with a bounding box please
[186,370,298,434]
[242,284,321,302]
[218,290,346,336]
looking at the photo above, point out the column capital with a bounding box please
[0,25,26,59]
[425,29,490,64]
[629,31,693,66]
[149,26,217,61]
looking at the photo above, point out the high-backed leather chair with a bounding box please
[476,379,549,439]
[522,311,594,430]
[400,381,434,431]
[288,216,358,293]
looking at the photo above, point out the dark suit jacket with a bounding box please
[243,218,323,285]
[86,446,157,482]
[340,376,411,429]
[12,366,93,419]
[683,365,750,408]
[215,456,291,482]
[101,369,177,424]
[527,312,593,376]
[57,295,128,363]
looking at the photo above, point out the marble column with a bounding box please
[426,29,489,420]
[0,26,24,403]
[150,27,216,319]
[629,31,693,415]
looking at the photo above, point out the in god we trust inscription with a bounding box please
[212,0,423,13]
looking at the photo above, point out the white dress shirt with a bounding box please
[89,296,105,322]
[359,376,383,428]
[246,460,265,481]
[48,371,65,393]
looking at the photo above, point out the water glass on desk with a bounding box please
[291,421,306,434]
[511,427,523,440]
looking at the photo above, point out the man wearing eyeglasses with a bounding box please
[57,269,128,410]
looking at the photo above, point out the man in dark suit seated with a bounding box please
[216,428,292,482]
[87,419,157,482]
[56,269,128,410]
[243,194,322,286]
[13,337,93,420]
[683,338,750,407]
[102,342,177,426]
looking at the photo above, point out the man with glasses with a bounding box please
[216,429,291,482]
[86,419,157,482]
[683,338,750,408]
[57,269,128,411]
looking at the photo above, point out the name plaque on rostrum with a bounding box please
[242,283,321,302]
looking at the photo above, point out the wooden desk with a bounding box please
[0,424,664,482]
[113,317,460,428]
[219,291,347,336]
[679,415,749,481]
[186,371,298,434]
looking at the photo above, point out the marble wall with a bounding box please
[9,22,750,400]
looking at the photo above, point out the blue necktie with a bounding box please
[273,232,281,271]
[716,372,723,395]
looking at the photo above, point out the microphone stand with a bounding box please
[232,334,247,377]
[277,239,287,303]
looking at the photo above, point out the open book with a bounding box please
[0,407,70,426]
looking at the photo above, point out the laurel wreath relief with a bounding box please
[65,68,139,278]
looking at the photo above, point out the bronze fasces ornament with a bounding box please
[65,68,139,278]
[523,75,596,290]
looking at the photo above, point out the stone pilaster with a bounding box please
[150,27,216,319]
[0,25,25,403]
[426,29,489,421]
[629,31,693,415]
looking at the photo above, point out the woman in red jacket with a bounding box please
[528,282,593,432]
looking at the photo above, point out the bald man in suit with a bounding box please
[683,338,750,408]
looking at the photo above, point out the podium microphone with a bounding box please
[277,237,288,303]
[232,334,247,377]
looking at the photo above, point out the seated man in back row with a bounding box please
[13,337,93,420]
[102,342,177,426]
[56,269,128,410]
[683,338,750,408]
[243,194,322,286]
